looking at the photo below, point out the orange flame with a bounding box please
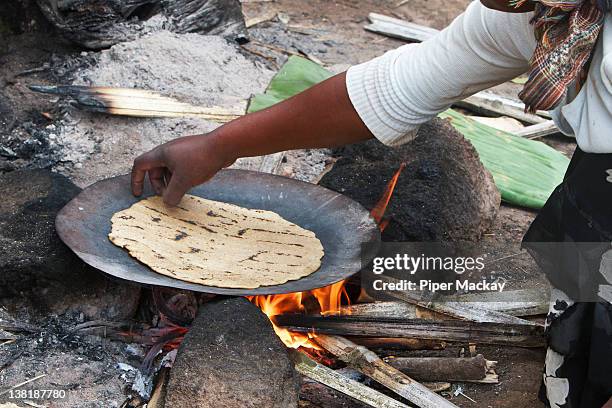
[249,163,405,348]
[370,162,406,229]
[247,280,349,349]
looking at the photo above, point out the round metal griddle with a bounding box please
[56,169,380,296]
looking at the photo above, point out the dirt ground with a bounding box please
[0,0,580,406]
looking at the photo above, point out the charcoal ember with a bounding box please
[0,169,140,320]
[35,0,247,49]
[320,118,500,242]
[165,297,300,408]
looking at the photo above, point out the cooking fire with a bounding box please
[1,0,562,405]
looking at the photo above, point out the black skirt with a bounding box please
[523,147,612,407]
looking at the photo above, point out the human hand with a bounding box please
[131,133,235,206]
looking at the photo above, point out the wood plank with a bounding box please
[290,350,411,408]
[314,335,459,408]
[274,314,546,347]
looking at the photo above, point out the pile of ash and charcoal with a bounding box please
[1,1,551,407]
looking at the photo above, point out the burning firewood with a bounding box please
[349,337,446,351]
[314,335,460,408]
[290,350,411,408]
[273,314,546,347]
[29,85,243,122]
[383,355,499,384]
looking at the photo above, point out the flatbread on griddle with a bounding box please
[108,195,324,288]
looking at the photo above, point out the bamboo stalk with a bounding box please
[314,335,459,408]
[290,350,410,408]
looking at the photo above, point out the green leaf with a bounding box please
[248,56,333,113]
[439,109,569,209]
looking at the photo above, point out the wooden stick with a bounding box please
[81,106,239,122]
[30,85,244,122]
[514,120,560,139]
[456,92,550,124]
[334,301,420,318]
[148,367,170,408]
[383,355,498,383]
[349,336,445,350]
[76,93,243,114]
[245,11,278,28]
[314,335,459,408]
[365,13,440,43]
[380,276,540,326]
[274,314,545,347]
[290,350,410,408]
[336,295,547,319]
[0,374,47,397]
[443,288,549,317]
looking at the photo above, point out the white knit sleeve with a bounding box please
[346,1,536,146]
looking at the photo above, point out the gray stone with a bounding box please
[165,297,300,408]
[0,169,140,320]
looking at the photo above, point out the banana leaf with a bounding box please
[249,56,569,209]
[248,56,333,113]
[439,110,568,208]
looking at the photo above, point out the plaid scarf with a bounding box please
[511,0,608,112]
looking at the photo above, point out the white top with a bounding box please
[346,1,612,153]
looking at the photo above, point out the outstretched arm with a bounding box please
[132,1,536,206]
[131,72,373,206]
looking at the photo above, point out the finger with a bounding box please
[148,167,166,195]
[163,173,191,206]
[163,168,172,186]
[131,149,164,196]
